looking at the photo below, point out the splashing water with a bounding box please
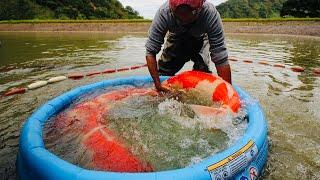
[158,98,249,146]
[106,89,248,171]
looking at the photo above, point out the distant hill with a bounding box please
[216,0,286,18]
[0,0,142,20]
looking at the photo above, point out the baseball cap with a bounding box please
[169,0,205,11]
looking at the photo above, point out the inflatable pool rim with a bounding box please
[17,75,268,180]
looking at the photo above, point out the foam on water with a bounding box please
[157,97,248,146]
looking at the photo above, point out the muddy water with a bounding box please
[0,32,319,179]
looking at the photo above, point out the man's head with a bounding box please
[169,0,205,25]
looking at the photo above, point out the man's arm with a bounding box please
[146,55,171,92]
[216,64,231,84]
[145,5,169,91]
[205,4,232,84]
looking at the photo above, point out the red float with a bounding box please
[243,60,253,63]
[130,66,141,70]
[228,57,238,62]
[4,88,27,96]
[102,69,116,74]
[273,63,286,68]
[313,68,320,75]
[258,61,270,65]
[117,68,130,72]
[68,74,85,80]
[86,71,102,77]
[291,66,305,72]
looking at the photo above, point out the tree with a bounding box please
[280,0,320,17]
[216,0,287,18]
[0,0,143,20]
[125,6,142,19]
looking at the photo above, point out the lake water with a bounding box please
[0,32,319,179]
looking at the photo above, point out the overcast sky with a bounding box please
[118,0,227,19]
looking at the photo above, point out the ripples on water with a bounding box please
[0,32,319,179]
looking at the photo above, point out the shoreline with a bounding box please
[1,31,319,40]
[0,21,319,37]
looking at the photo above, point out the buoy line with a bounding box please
[2,64,147,97]
[2,58,319,97]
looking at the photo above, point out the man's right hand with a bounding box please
[155,84,172,93]
[146,55,172,93]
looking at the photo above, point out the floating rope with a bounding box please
[3,64,147,97]
[2,59,319,97]
[229,56,307,73]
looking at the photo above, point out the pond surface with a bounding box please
[0,32,319,179]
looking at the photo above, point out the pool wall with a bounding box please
[17,76,268,180]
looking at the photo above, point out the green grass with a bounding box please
[222,18,320,22]
[0,19,152,24]
[0,18,319,24]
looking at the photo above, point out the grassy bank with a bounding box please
[0,18,320,24]
[222,18,320,22]
[0,19,152,24]
[0,18,319,36]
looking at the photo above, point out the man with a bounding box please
[145,0,231,92]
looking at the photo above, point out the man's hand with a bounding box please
[146,55,172,93]
[155,84,171,93]
[216,64,232,84]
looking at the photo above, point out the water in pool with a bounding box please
[43,84,248,172]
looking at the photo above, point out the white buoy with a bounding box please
[27,81,48,90]
[48,76,67,83]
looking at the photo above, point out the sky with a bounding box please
[118,0,227,19]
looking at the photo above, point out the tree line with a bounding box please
[0,0,142,20]
[217,0,320,18]
[1,0,319,20]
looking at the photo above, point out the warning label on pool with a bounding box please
[207,140,258,180]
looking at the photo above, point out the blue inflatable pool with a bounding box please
[17,76,268,180]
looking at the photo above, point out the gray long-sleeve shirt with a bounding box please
[145,1,228,66]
